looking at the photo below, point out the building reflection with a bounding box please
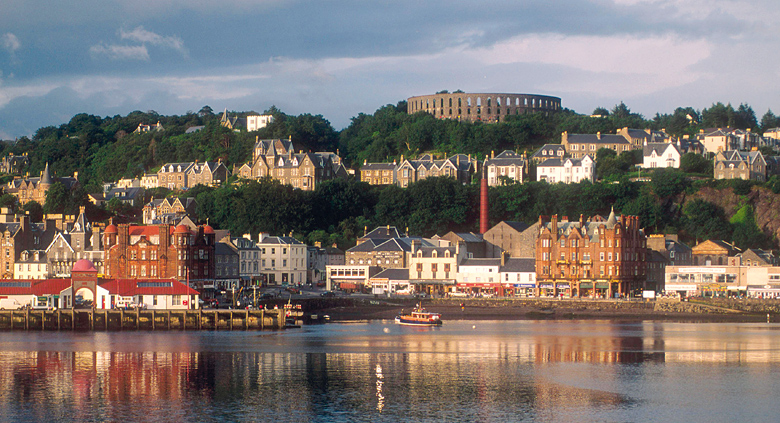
[0,322,779,418]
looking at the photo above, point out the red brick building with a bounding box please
[536,209,647,298]
[103,223,215,285]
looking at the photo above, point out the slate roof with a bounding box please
[501,258,535,273]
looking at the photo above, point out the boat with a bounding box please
[395,305,442,326]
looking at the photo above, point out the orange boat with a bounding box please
[395,305,442,326]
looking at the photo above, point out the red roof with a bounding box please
[0,279,71,296]
[129,226,164,237]
[72,259,97,272]
[203,225,215,235]
[105,224,118,234]
[99,279,199,296]
[174,225,190,234]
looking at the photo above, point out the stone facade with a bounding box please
[407,92,561,123]
[536,211,647,298]
[483,221,538,259]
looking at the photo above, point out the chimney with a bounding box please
[501,251,506,266]
[480,166,489,234]
[597,132,601,140]
[562,216,568,223]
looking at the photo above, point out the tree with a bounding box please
[592,107,609,116]
[651,168,688,198]
[198,105,214,117]
[0,194,16,209]
[680,153,712,174]
[761,109,779,132]
[43,182,68,214]
[22,201,43,222]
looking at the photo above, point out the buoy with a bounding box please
[383,327,390,333]
[472,325,476,329]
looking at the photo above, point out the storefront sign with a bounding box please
[556,283,570,289]
[514,284,535,288]
[665,284,697,291]
[539,283,554,289]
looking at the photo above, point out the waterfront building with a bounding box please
[408,240,466,296]
[646,234,692,266]
[535,210,647,298]
[436,232,485,258]
[325,264,381,292]
[307,242,344,284]
[214,241,240,292]
[664,264,780,298]
[456,254,534,296]
[256,234,307,286]
[103,223,215,287]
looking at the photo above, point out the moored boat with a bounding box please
[395,306,442,326]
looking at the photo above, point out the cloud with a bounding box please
[89,44,150,61]
[120,26,187,55]
[2,33,20,54]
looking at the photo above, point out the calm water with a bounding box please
[1,320,780,422]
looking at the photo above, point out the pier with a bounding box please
[0,308,298,331]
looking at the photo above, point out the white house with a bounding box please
[247,115,275,132]
[537,155,594,183]
[642,142,682,169]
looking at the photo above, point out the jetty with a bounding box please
[0,308,300,331]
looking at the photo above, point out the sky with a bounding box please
[1,0,779,139]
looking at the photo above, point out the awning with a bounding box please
[579,282,593,289]
[595,282,610,289]
[339,283,357,289]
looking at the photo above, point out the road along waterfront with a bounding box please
[1,320,780,422]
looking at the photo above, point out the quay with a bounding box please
[0,308,298,331]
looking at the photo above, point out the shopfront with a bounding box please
[556,283,571,298]
[513,283,536,297]
[538,282,555,297]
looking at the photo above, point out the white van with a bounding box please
[0,298,23,310]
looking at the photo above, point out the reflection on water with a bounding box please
[1,321,780,422]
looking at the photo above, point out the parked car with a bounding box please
[320,291,336,298]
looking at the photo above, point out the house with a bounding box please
[561,132,637,159]
[105,187,145,207]
[395,154,475,187]
[535,210,647,298]
[531,144,567,163]
[713,150,767,181]
[14,250,48,280]
[701,129,738,153]
[0,153,29,175]
[307,242,344,284]
[133,122,164,133]
[186,160,229,188]
[157,162,195,190]
[184,125,205,134]
[437,232,485,258]
[484,150,525,186]
[360,162,396,185]
[230,235,262,286]
[641,142,682,169]
[142,197,197,225]
[242,138,349,191]
[140,174,158,189]
[691,240,740,266]
[735,249,777,267]
[220,109,245,130]
[246,114,274,131]
[646,234,692,266]
[537,155,595,184]
[6,163,79,205]
[617,127,670,146]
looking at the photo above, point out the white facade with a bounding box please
[257,235,308,285]
[140,174,158,189]
[247,115,275,132]
[642,143,681,169]
[537,155,594,184]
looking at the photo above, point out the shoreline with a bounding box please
[318,299,774,323]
